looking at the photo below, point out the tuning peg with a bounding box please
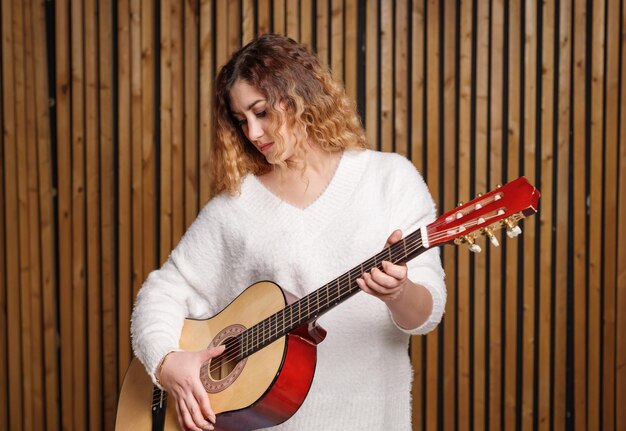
[460,234,482,253]
[507,226,522,238]
[503,217,522,238]
[482,227,500,247]
[468,243,482,253]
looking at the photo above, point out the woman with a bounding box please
[131,34,446,431]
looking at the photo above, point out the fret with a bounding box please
[267,314,276,338]
[315,289,320,317]
[281,308,286,334]
[402,238,408,262]
[326,282,331,308]
[242,331,247,358]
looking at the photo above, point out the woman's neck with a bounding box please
[258,145,343,209]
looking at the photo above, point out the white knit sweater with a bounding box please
[131,149,446,430]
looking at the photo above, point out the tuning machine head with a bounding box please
[454,234,482,253]
[482,226,500,247]
[503,217,522,238]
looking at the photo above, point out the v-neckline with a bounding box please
[237,149,370,236]
[252,152,344,211]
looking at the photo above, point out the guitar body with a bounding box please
[115,281,326,430]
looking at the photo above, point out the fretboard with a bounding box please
[232,228,428,360]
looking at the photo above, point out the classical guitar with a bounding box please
[115,176,540,431]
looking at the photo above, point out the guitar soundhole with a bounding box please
[200,324,248,394]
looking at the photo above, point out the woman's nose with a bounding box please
[246,118,264,142]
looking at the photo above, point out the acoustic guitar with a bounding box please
[115,176,540,431]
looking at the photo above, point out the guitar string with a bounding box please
[206,212,509,374]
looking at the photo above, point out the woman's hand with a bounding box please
[356,229,409,302]
[357,229,434,329]
[157,346,226,431]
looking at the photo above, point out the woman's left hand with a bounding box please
[356,229,410,303]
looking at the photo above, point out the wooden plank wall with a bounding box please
[1,0,625,430]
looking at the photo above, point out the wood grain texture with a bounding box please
[1,2,624,429]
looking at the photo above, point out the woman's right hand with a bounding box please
[157,346,226,431]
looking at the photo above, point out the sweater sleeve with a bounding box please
[130,198,231,386]
[385,154,447,335]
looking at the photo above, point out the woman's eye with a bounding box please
[255,110,266,118]
[235,118,246,127]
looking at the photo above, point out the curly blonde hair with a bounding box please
[211,34,367,196]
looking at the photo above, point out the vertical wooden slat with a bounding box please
[616,2,626,423]
[380,0,392,153]
[184,0,198,229]
[70,0,88,428]
[505,0,521,428]
[522,2,538,429]
[23,0,43,428]
[474,0,489,427]
[0,6,6,426]
[316,0,329,67]
[394,0,408,157]
[617,3,626,428]
[117,0,133,380]
[141,0,156,283]
[411,0,424,172]
[344,0,357,102]
[489,1,505,429]
[602,0,620,428]
[410,1,425,423]
[55,0,75,426]
[572,0,588,427]
[330,0,344,85]
[2,0,24,428]
[160,0,173,263]
[365,0,377,149]
[32,0,60,428]
[199,0,213,207]
[425,4,440,425]
[286,0,299,41]
[588,0,605,427]
[273,0,285,35]
[242,0,254,44]
[553,3,571,428]
[257,0,270,35]
[425,0,439,190]
[227,1,241,57]
[441,1,457,429]
[538,0,555,429]
[457,0,472,428]
[98,0,116,427]
[300,0,312,51]
[85,0,103,427]
[171,0,185,243]
[13,0,35,427]
[130,0,144,302]
[216,2,228,70]
[130,0,149,297]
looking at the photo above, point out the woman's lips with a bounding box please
[259,142,274,153]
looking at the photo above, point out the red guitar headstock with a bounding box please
[425,177,540,252]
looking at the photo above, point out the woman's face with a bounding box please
[229,79,297,164]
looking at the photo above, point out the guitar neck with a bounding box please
[236,229,427,359]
